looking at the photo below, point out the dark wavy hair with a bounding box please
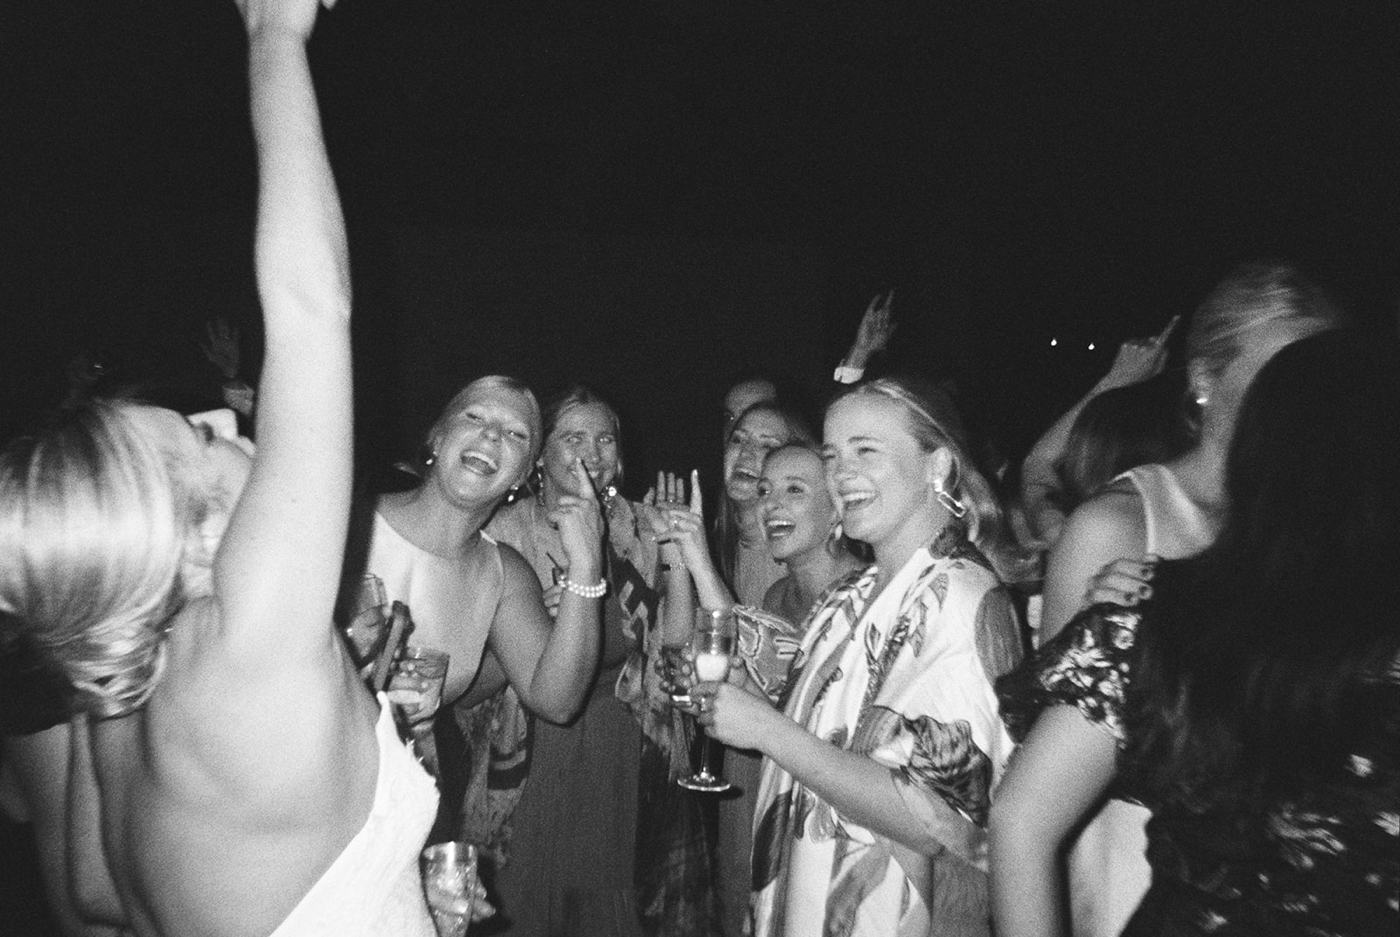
[1053,369,1196,512]
[1125,329,1400,800]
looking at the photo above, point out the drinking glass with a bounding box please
[389,646,450,775]
[678,608,735,793]
[342,573,388,667]
[422,841,477,937]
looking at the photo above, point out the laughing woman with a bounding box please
[0,3,440,934]
[482,385,681,937]
[693,377,1024,937]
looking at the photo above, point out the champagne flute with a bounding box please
[422,841,477,937]
[678,608,735,792]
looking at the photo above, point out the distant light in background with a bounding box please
[1050,338,1057,347]
[1088,343,1096,350]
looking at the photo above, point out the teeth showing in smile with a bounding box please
[460,450,499,474]
[764,519,795,539]
[733,468,758,482]
[840,492,873,510]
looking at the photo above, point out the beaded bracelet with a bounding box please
[560,575,607,599]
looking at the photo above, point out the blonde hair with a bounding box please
[0,401,201,718]
[838,378,1030,583]
[1187,261,1348,379]
[428,375,543,486]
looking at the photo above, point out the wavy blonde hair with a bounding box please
[0,401,201,718]
[837,377,1032,584]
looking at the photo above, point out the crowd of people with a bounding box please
[1,3,1397,937]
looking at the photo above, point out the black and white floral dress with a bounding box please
[999,606,1400,936]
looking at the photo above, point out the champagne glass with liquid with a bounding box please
[678,608,736,792]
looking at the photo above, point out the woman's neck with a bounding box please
[785,546,862,609]
[381,485,493,557]
[1164,441,1229,520]
[873,503,950,589]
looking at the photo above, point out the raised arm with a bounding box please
[1020,319,1178,547]
[216,0,353,660]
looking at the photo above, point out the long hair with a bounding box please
[526,384,623,497]
[427,375,543,487]
[0,401,201,718]
[1127,329,1400,800]
[836,376,1031,584]
[714,401,816,587]
[1054,369,1195,512]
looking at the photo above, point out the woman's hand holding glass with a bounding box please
[691,680,778,754]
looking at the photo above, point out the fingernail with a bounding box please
[1138,584,1153,599]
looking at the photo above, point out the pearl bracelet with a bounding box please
[560,575,607,599]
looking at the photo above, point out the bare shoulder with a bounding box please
[497,541,541,592]
[1041,486,1147,639]
[1059,484,1146,551]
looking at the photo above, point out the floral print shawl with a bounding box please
[750,528,1022,937]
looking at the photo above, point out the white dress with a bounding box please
[269,694,439,936]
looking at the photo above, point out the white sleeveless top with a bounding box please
[1068,462,1217,937]
[270,694,438,936]
[1120,463,1217,560]
[364,512,500,682]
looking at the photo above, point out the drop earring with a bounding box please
[933,480,967,518]
[425,451,437,467]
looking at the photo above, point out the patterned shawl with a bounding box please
[750,527,1021,937]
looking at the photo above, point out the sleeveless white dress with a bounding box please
[270,693,439,936]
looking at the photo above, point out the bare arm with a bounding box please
[697,682,985,865]
[489,548,600,724]
[2,725,124,937]
[65,717,126,930]
[1038,488,1146,642]
[215,2,353,664]
[989,705,1118,937]
[1020,321,1178,546]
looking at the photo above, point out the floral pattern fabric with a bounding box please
[999,606,1400,936]
[750,528,1021,937]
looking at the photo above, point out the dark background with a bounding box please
[2,0,1398,489]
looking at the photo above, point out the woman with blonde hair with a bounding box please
[0,2,440,934]
[691,376,1023,937]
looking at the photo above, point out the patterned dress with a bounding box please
[998,606,1400,936]
[750,527,1022,937]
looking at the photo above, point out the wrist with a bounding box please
[559,574,606,599]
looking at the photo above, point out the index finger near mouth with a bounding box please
[689,469,703,516]
[574,459,598,499]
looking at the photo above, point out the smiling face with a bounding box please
[430,384,536,505]
[823,393,948,566]
[757,446,835,563]
[724,408,794,503]
[541,401,619,499]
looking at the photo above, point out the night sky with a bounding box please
[3,1,1398,479]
